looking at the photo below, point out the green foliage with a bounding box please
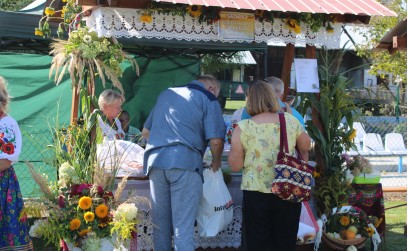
[0,0,32,11]
[301,49,359,176]
[200,52,243,75]
[355,0,407,86]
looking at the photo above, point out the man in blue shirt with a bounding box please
[142,75,225,251]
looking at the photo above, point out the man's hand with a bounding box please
[209,138,224,172]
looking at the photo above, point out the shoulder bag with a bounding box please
[271,113,313,202]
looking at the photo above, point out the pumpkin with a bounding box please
[341,229,356,240]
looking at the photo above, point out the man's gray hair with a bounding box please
[264,76,284,96]
[197,75,219,88]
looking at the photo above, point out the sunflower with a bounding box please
[44,7,55,16]
[348,129,357,141]
[69,218,81,230]
[365,226,375,236]
[286,18,301,34]
[78,196,92,210]
[140,13,153,23]
[326,23,334,33]
[78,228,92,236]
[186,5,202,18]
[84,212,95,223]
[95,204,109,218]
[339,216,350,226]
[34,28,44,37]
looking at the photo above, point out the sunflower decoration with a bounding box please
[326,22,334,33]
[186,5,203,18]
[285,18,301,34]
[78,196,93,210]
[140,13,153,23]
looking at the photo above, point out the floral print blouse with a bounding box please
[238,113,304,193]
[0,116,22,162]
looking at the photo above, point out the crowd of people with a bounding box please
[0,74,310,251]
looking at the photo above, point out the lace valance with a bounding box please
[86,7,344,49]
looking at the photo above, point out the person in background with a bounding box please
[0,76,33,251]
[142,75,225,251]
[228,80,311,251]
[89,89,125,142]
[264,76,305,127]
[119,110,141,143]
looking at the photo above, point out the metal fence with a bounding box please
[15,116,407,198]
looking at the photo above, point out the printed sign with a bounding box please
[294,58,320,93]
[219,12,255,41]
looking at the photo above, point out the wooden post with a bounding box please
[70,85,79,125]
[306,45,325,171]
[280,43,295,102]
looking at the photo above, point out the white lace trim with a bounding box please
[86,7,344,49]
[136,207,242,250]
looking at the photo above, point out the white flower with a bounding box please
[29,219,49,238]
[83,34,92,43]
[114,203,138,222]
[58,162,79,187]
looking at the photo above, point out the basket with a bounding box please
[352,175,380,184]
[322,232,367,250]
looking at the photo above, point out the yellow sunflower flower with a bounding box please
[140,13,153,23]
[45,7,55,16]
[348,129,357,141]
[365,226,375,236]
[78,228,91,236]
[313,171,321,178]
[78,196,92,210]
[186,5,202,18]
[84,211,95,223]
[286,19,301,34]
[69,218,81,230]
[95,204,109,218]
[34,28,44,36]
[339,216,350,226]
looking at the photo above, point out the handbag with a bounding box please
[271,113,313,202]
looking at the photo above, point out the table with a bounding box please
[119,172,316,250]
[348,183,386,235]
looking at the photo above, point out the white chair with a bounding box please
[363,133,390,156]
[385,133,407,173]
[385,133,407,154]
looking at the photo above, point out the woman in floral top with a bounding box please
[0,76,33,250]
[228,80,311,251]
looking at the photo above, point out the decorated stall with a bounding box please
[23,0,398,250]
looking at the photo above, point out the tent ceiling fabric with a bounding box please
[154,0,397,16]
[87,7,344,49]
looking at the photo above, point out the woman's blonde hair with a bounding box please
[246,80,280,116]
[0,76,10,113]
[98,89,125,111]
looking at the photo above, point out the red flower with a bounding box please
[58,195,66,208]
[2,142,14,154]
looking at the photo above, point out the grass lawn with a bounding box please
[224,100,246,115]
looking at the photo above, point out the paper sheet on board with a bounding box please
[294,58,320,93]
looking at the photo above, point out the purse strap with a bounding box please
[278,113,306,161]
[278,113,289,154]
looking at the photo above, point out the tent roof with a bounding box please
[154,0,397,16]
[375,18,407,53]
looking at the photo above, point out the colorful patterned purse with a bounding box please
[271,113,313,203]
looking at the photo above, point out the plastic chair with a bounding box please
[363,133,390,156]
[385,133,407,173]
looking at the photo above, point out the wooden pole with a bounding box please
[280,43,295,102]
[70,85,79,125]
[306,45,325,171]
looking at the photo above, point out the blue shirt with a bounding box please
[143,81,226,175]
[240,100,305,127]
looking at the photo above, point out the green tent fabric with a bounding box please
[0,52,200,133]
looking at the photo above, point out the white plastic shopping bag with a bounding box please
[196,169,234,237]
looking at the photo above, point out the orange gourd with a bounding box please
[340,229,356,240]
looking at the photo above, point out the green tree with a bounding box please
[356,0,407,86]
[0,0,33,11]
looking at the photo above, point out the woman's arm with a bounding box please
[228,125,245,172]
[0,159,12,172]
[296,132,311,162]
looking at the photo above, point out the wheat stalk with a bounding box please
[25,161,53,197]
